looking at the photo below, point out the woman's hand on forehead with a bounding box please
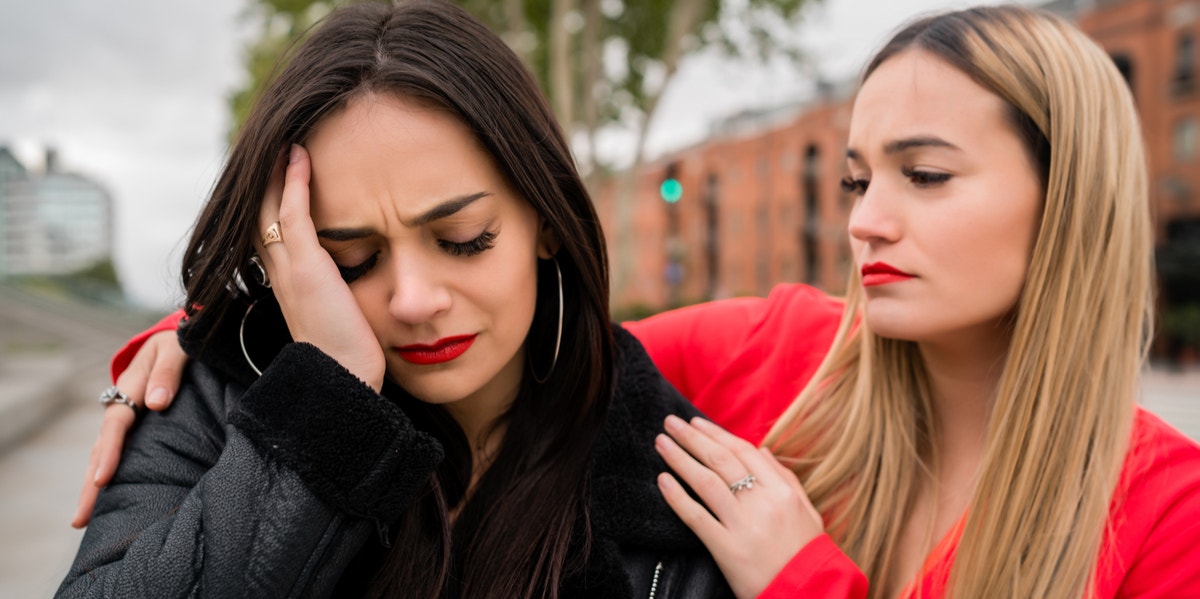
[256,144,386,391]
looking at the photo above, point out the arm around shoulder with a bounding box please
[57,343,443,598]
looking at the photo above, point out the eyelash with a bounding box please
[335,230,499,284]
[840,176,869,195]
[437,229,497,257]
[337,252,379,284]
[901,166,952,187]
[839,168,952,195]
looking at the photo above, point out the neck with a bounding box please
[440,359,526,506]
[917,324,1011,459]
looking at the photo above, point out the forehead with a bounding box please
[305,92,507,220]
[848,49,1011,153]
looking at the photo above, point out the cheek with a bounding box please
[946,190,1040,305]
[349,280,391,339]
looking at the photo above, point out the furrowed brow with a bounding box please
[316,227,373,241]
[410,191,492,226]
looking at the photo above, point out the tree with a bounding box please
[227,0,817,295]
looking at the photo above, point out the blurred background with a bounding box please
[1,0,1197,595]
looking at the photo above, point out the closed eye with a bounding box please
[337,251,379,284]
[901,167,951,188]
[840,176,869,195]
[438,229,497,257]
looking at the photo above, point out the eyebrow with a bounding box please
[845,136,961,161]
[316,191,493,241]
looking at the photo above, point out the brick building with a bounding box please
[596,0,1200,355]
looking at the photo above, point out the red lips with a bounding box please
[395,334,477,365]
[861,262,915,287]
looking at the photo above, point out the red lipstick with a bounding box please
[861,262,915,287]
[395,334,477,365]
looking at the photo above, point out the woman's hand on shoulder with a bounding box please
[257,145,385,391]
[72,329,188,528]
[655,415,824,599]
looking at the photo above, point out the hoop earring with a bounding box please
[530,256,562,385]
[240,299,263,376]
[249,255,270,288]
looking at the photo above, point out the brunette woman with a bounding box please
[57,2,731,597]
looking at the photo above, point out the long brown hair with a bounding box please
[180,2,613,597]
[764,6,1152,597]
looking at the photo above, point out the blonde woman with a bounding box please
[651,5,1200,598]
[76,4,1200,598]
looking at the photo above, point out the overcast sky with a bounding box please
[0,0,1022,309]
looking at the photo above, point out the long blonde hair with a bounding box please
[763,6,1153,597]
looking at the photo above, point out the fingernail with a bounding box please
[664,414,685,432]
[147,387,169,409]
[657,472,678,489]
[654,434,670,450]
[289,144,302,164]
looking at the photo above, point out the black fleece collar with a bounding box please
[588,326,707,552]
[182,299,709,591]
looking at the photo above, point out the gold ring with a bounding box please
[262,222,283,247]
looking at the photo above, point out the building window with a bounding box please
[1174,118,1198,161]
[704,174,720,299]
[756,201,770,293]
[802,144,820,286]
[1173,33,1196,96]
[1110,52,1135,95]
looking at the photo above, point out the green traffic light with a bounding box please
[660,178,683,203]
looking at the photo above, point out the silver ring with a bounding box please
[99,385,140,416]
[729,473,756,495]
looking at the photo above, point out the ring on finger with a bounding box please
[99,386,140,417]
[261,222,283,247]
[729,473,757,495]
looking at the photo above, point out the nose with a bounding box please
[847,181,902,245]
[386,251,453,325]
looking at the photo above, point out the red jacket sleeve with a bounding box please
[622,296,770,401]
[109,309,186,382]
[1098,410,1200,596]
[624,284,844,443]
[758,534,868,598]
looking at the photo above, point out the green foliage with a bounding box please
[1164,303,1200,347]
[6,258,126,307]
[227,0,343,140]
[225,0,819,158]
[71,258,122,287]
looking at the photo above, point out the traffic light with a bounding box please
[660,163,682,203]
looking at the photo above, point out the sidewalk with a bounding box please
[0,353,74,455]
[1141,366,1200,441]
[0,303,75,455]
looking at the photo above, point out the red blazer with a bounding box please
[624,284,1200,597]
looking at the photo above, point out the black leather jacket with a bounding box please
[57,302,733,599]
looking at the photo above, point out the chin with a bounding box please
[862,303,920,341]
[386,367,477,404]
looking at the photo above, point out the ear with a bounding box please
[536,217,560,260]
